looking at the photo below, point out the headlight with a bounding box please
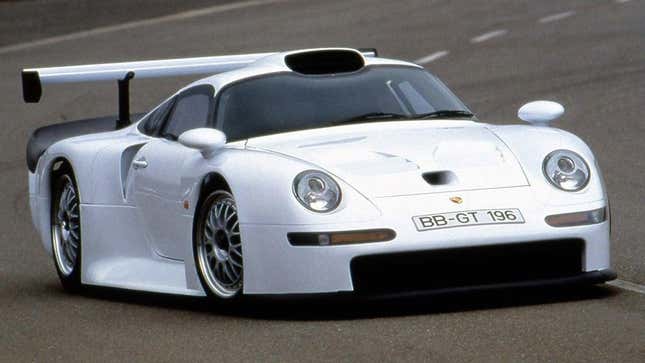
[293,170,341,212]
[543,150,590,191]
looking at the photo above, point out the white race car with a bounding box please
[23,48,615,300]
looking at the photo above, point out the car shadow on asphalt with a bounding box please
[75,284,620,321]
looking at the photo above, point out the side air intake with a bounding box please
[285,49,365,75]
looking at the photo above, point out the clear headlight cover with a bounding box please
[293,170,341,212]
[543,150,590,191]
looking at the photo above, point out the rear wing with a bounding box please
[21,48,378,128]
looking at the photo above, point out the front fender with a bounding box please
[181,147,382,226]
[488,124,606,207]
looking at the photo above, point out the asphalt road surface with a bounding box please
[1,0,644,361]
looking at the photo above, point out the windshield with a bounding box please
[215,66,472,141]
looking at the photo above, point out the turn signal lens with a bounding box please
[288,229,396,246]
[545,207,606,227]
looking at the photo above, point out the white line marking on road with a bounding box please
[615,0,632,4]
[0,0,286,55]
[414,50,449,65]
[607,279,645,294]
[538,10,576,24]
[470,29,508,44]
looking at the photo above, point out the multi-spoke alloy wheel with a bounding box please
[195,191,243,298]
[51,172,82,290]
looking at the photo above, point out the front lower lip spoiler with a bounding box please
[353,269,617,301]
[245,269,617,302]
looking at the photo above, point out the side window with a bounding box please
[138,97,175,136]
[161,86,214,140]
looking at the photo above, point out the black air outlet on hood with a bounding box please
[423,171,458,186]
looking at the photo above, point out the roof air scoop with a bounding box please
[284,49,365,75]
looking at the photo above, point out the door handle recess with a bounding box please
[132,158,148,169]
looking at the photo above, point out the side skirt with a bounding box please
[80,204,206,297]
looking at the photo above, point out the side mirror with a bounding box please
[518,100,564,126]
[178,128,226,158]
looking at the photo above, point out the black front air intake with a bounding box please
[350,239,584,295]
[285,50,364,75]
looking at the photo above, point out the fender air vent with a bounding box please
[285,50,364,75]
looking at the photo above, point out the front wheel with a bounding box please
[194,190,243,299]
[51,171,82,292]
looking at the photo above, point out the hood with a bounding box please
[247,121,529,197]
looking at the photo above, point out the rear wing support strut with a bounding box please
[117,72,135,129]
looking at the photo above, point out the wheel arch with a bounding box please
[32,156,79,256]
[189,171,240,298]
[48,157,83,209]
[40,153,86,207]
[29,155,79,259]
[48,156,83,291]
[199,172,231,198]
[193,172,231,221]
[49,158,76,191]
[191,171,233,247]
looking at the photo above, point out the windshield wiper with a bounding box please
[416,110,475,119]
[332,112,411,125]
[331,110,474,126]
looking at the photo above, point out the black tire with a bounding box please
[193,190,244,300]
[50,168,82,292]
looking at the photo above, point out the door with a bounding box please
[131,85,215,260]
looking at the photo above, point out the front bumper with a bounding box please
[240,188,611,295]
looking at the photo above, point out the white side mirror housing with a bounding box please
[518,100,564,126]
[178,128,227,158]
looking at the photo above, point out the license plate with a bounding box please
[412,209,525,231]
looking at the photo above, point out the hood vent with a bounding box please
[285,49,364,75]
[423,171,458,186]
